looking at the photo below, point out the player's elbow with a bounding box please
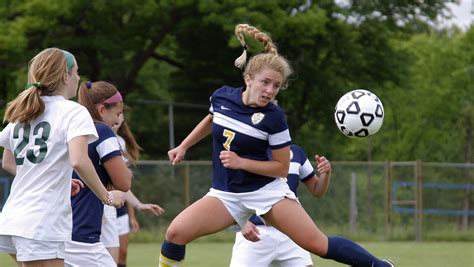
[111,170,133,192]
[70,157,88,172]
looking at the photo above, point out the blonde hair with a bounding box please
[78,81,121,121]
[4,48,73,123]
[234,24,293,89]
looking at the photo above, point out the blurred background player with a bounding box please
[229,144,331,267]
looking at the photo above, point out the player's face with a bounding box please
[99,102,124,128]
[244,68,282,107]
[65,59,80,99]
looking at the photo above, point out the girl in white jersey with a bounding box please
[0,48,124,267]
[160,25,394,267]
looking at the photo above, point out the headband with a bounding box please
[61,50,75,72]
[103,91,123,104]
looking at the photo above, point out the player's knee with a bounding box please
[165,225,182,243]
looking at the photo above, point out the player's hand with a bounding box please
[219,150,243,169]
[130,216,140,233]
[168,146,186,165]
[71,179,84,197]
[241,221,260,242]
[108,190,125,208]
[315,155,331,175]
[137,203,165,216]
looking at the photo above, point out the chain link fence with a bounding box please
[0,161,472,241]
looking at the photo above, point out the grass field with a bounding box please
[0,241,472,266]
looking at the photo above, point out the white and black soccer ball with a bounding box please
[334,89,384,138]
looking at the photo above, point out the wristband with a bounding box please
[104,192,113,206]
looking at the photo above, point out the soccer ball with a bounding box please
[334,89,384,138]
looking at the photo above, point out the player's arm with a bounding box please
[68,135,124,208]
[103,155,132,192]
[303,155,332,198]
[219,146,290,178]
[1,149,16,175]
[125,190,165,216]
[168,114,213,165]
[127,202,140,233]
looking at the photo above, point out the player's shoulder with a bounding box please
[53,98,89,117]
[94,122,116,139]
[290,144,304,153]
[212,85,241,98]
[290,144,308,160]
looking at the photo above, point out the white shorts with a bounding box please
[100,205,119,248]
[64,240,115,267]
[116,214,130,236]
[230,226,313,267]
[206,178,297,231]
[0,235,65,262]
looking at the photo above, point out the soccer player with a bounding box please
[0,48,124,266]
[64,81,132,266]
[160,24,395,267]
[230,144,331,266]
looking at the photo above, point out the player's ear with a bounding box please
[244,74,252,87]
[62,72,69,84]
[97,104,106,117]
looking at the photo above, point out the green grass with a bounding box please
[0,241,472,266]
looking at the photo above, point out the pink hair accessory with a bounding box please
[103,91,123,104]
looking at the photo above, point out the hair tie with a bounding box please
[86,81,92,89]
[234,46,248,69]
[25,82,42,90]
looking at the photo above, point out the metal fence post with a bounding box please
[384,161,392,240]
[415,160,423,241]
[184,163,190,207]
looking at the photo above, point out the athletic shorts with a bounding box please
[100,205,119,248]
[0,235,65,262]
[64,240,115,267]
[206,178,297,231]
[116,214,130,236]
[230,225,313,267]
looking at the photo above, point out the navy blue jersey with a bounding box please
[209,86,291,193]
[249,144,315,225]
[71,122,122,243]
[116,205,128,217]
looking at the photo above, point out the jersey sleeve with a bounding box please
[300,158,315,182]
[66,105,98,144]
[95,124,122,164]
[268,109,291,149]
[0,123,13,150]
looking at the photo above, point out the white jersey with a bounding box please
[0,95,98,241]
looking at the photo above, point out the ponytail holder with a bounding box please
[86,81,92,89]
[234,45,248,69]
[25,82,42,90]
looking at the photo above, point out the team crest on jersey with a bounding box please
[251,112,265,125]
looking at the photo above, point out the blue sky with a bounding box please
[443,0,473,30]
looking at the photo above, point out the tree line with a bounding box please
[0,0,472,163]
